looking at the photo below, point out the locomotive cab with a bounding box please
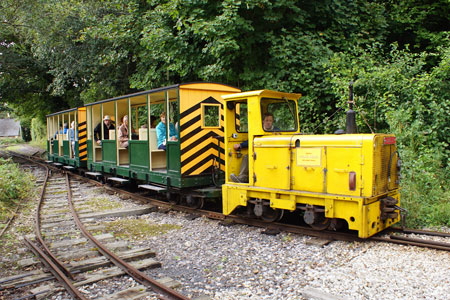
[222,90,401,238]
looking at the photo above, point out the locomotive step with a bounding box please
[138,184,166,192]
[85,171,102,177]
[107,177,130,183]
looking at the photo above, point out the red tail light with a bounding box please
[349,171,356,191]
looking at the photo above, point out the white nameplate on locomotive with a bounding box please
[297,148,322,166]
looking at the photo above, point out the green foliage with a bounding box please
[0,158,34,216]
[30,118,46,141]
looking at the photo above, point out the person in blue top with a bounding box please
[69,121,76,156]
[156,111,178,150]
[53,123,68,140]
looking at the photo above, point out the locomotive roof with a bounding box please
[46,107,78,117]
[222,89,301,101]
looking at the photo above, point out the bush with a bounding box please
[31,118,46,141]
[0,158,34,216]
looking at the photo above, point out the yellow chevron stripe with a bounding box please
[179,118,202,140]
[180,108,200,123]
[181,137,213,161]
[181,126,222,148]
[188,158,215,175]
[181,147,217,173]
[181,130,224,161]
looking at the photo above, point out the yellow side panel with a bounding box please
[326,147,362,196]
[291,147,326,192]
[253,147,290,190]
[222,185,248,215]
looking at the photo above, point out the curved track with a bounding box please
[9,152,191,300]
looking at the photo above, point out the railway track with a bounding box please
[11,151,450,254]
[2,152,191,300]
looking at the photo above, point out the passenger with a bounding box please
[230,112,277,183]
[118,115,135,148]
[54,123,68,139]
[150,115,158,128]
[70,121,76,156]
[94,115,115,145]
[156,111,178,151]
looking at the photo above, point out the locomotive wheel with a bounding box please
[309,216,332,230]
[261,207,284,222]
[186,195,204,209]
[168,193,180,205]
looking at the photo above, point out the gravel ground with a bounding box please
[137,210,450,300]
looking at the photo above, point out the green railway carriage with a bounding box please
[84,83,241,192]
[46,107,87,168]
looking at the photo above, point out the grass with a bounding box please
[0,160,37,275]
[0,137,24,145]
[83,196,123,211]
[29,138,47,150]
[0,158,35,217]
[401,183,450,228]
[5,145,26,152]
[102,218,182,240]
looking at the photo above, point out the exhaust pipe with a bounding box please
[346,81,357,134]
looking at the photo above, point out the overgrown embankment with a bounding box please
[0,157,35,225]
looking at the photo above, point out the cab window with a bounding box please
[261,98,297,132]
[235,102,248,133]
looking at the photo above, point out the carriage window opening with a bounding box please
[235,102,248,133]
[202,104,220,128]
[168,100,179,138]
[261,98,298,132]
[130,105,148,137]
[150,103,164,128]
[137,106,147,128]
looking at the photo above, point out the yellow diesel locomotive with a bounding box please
[222,90,401,238]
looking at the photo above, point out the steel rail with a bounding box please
[8,152,450,253]
[386,235,450,249]
[65,173,191,300]
[389,227,450,238]
[0,203,20,238]
[22,237,88,300]
[34,167,74,279]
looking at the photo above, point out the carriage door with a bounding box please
[166,89,181,176]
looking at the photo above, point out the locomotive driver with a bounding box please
[230,112,276,183]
